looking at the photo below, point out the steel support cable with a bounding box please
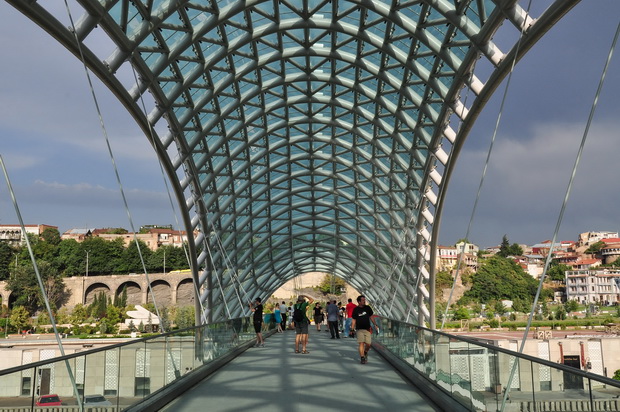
[440,0,534,330]
[408,72,479,324]
[200,222,246,319]
[376,216,413,316]
[500,18,620,412]
[61,1,166,330]
[0,156,84,412]
[201,240,233,322]
[127,64,208,322]
[212,231,251,313]
[206,212,254,314]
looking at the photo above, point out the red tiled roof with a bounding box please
[573,258,600,265]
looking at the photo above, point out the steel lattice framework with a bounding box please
[7,0,579,327]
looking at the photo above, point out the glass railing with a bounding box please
[374,318,620,412]
[0,316,261,411]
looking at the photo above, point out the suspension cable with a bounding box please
[211,226,252,311]
[0,155,83,411]
[127,64,208,323]
[501,17,620,412]
[441,0,534,330]
[61,1,166,329]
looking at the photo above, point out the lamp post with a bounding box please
[83,251,89,305]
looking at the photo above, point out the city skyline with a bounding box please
[1,2,619,249]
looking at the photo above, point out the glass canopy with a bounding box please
[6,0,579,326]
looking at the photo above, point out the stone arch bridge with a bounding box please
[0,272,196,310]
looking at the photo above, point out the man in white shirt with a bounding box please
[279,301,288,331]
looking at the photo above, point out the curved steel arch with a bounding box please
[7,0,581,327]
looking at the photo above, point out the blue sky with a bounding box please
[1,1,619,249]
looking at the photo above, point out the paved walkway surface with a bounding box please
[162,328,441,412]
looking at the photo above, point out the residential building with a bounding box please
[437,245,458,271]
[61,228,96,242]
[531,240,575,256]
[0,224,58,246]
[61,227,190,251]
[437,242,479,272]
[565,268,620,305]
[577,231,619,248]
[571,258,602,270]
[599,238,620,264]
[523,254,545,278]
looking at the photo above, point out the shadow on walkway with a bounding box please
[162,328,440,412]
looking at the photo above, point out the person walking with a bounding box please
[279,301,288,331]
[249,297,265,347]
[344,298,356,338]
[313,302,324,331]
[293,296,310,353]
[338,302,345,333]
[287,302,294,329]
[274,303,283,333]
[351,295,377,364]
[326,299,340,339]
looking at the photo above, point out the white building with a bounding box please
[0,224,58,245]
[578,231,619,247]
[565,268,620,305]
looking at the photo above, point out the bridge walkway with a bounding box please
[161,328,441,412]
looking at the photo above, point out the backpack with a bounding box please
[293,304,304,322]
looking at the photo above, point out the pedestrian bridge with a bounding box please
[3,1,620,410]
[1,318,619,412]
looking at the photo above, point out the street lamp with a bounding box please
[83,250,90,305]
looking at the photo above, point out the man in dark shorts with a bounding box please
[249,297,264,347]
[351,295,378,364]
[313,302,324,331]
[294,296,310,353]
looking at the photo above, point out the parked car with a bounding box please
[35,394,62,406]
[83,395,112,406]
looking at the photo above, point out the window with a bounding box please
[134,377,150,396]
[21,377,31,396]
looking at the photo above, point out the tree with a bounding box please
[0,241,16,280]
[56,239,83,277]
[494,301,508,316]
[89,291,108,319]
[70,304,88,324]
[81,237,125,275]
[148,245,188,272]
[7,261,66,312]
[512,298,529,314]
[160,307,171,332]
[120,240,153,273]
[613,369,620,381]
[464,255,540,304]
[9,306,30,333]
[547,262,571,282]
[114,286,128,308]
[175,306,195,329]
[564,299,579,313]
[104,305,122,334]
[471,303,483,317]
[497,235,523,257]
[498,235,511,257]
[435,270,453,299]
[555,306,567,320]
[585,241,605,255]
[40,228,61,246]
[318,274,345,295]
[453,307,470,320]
